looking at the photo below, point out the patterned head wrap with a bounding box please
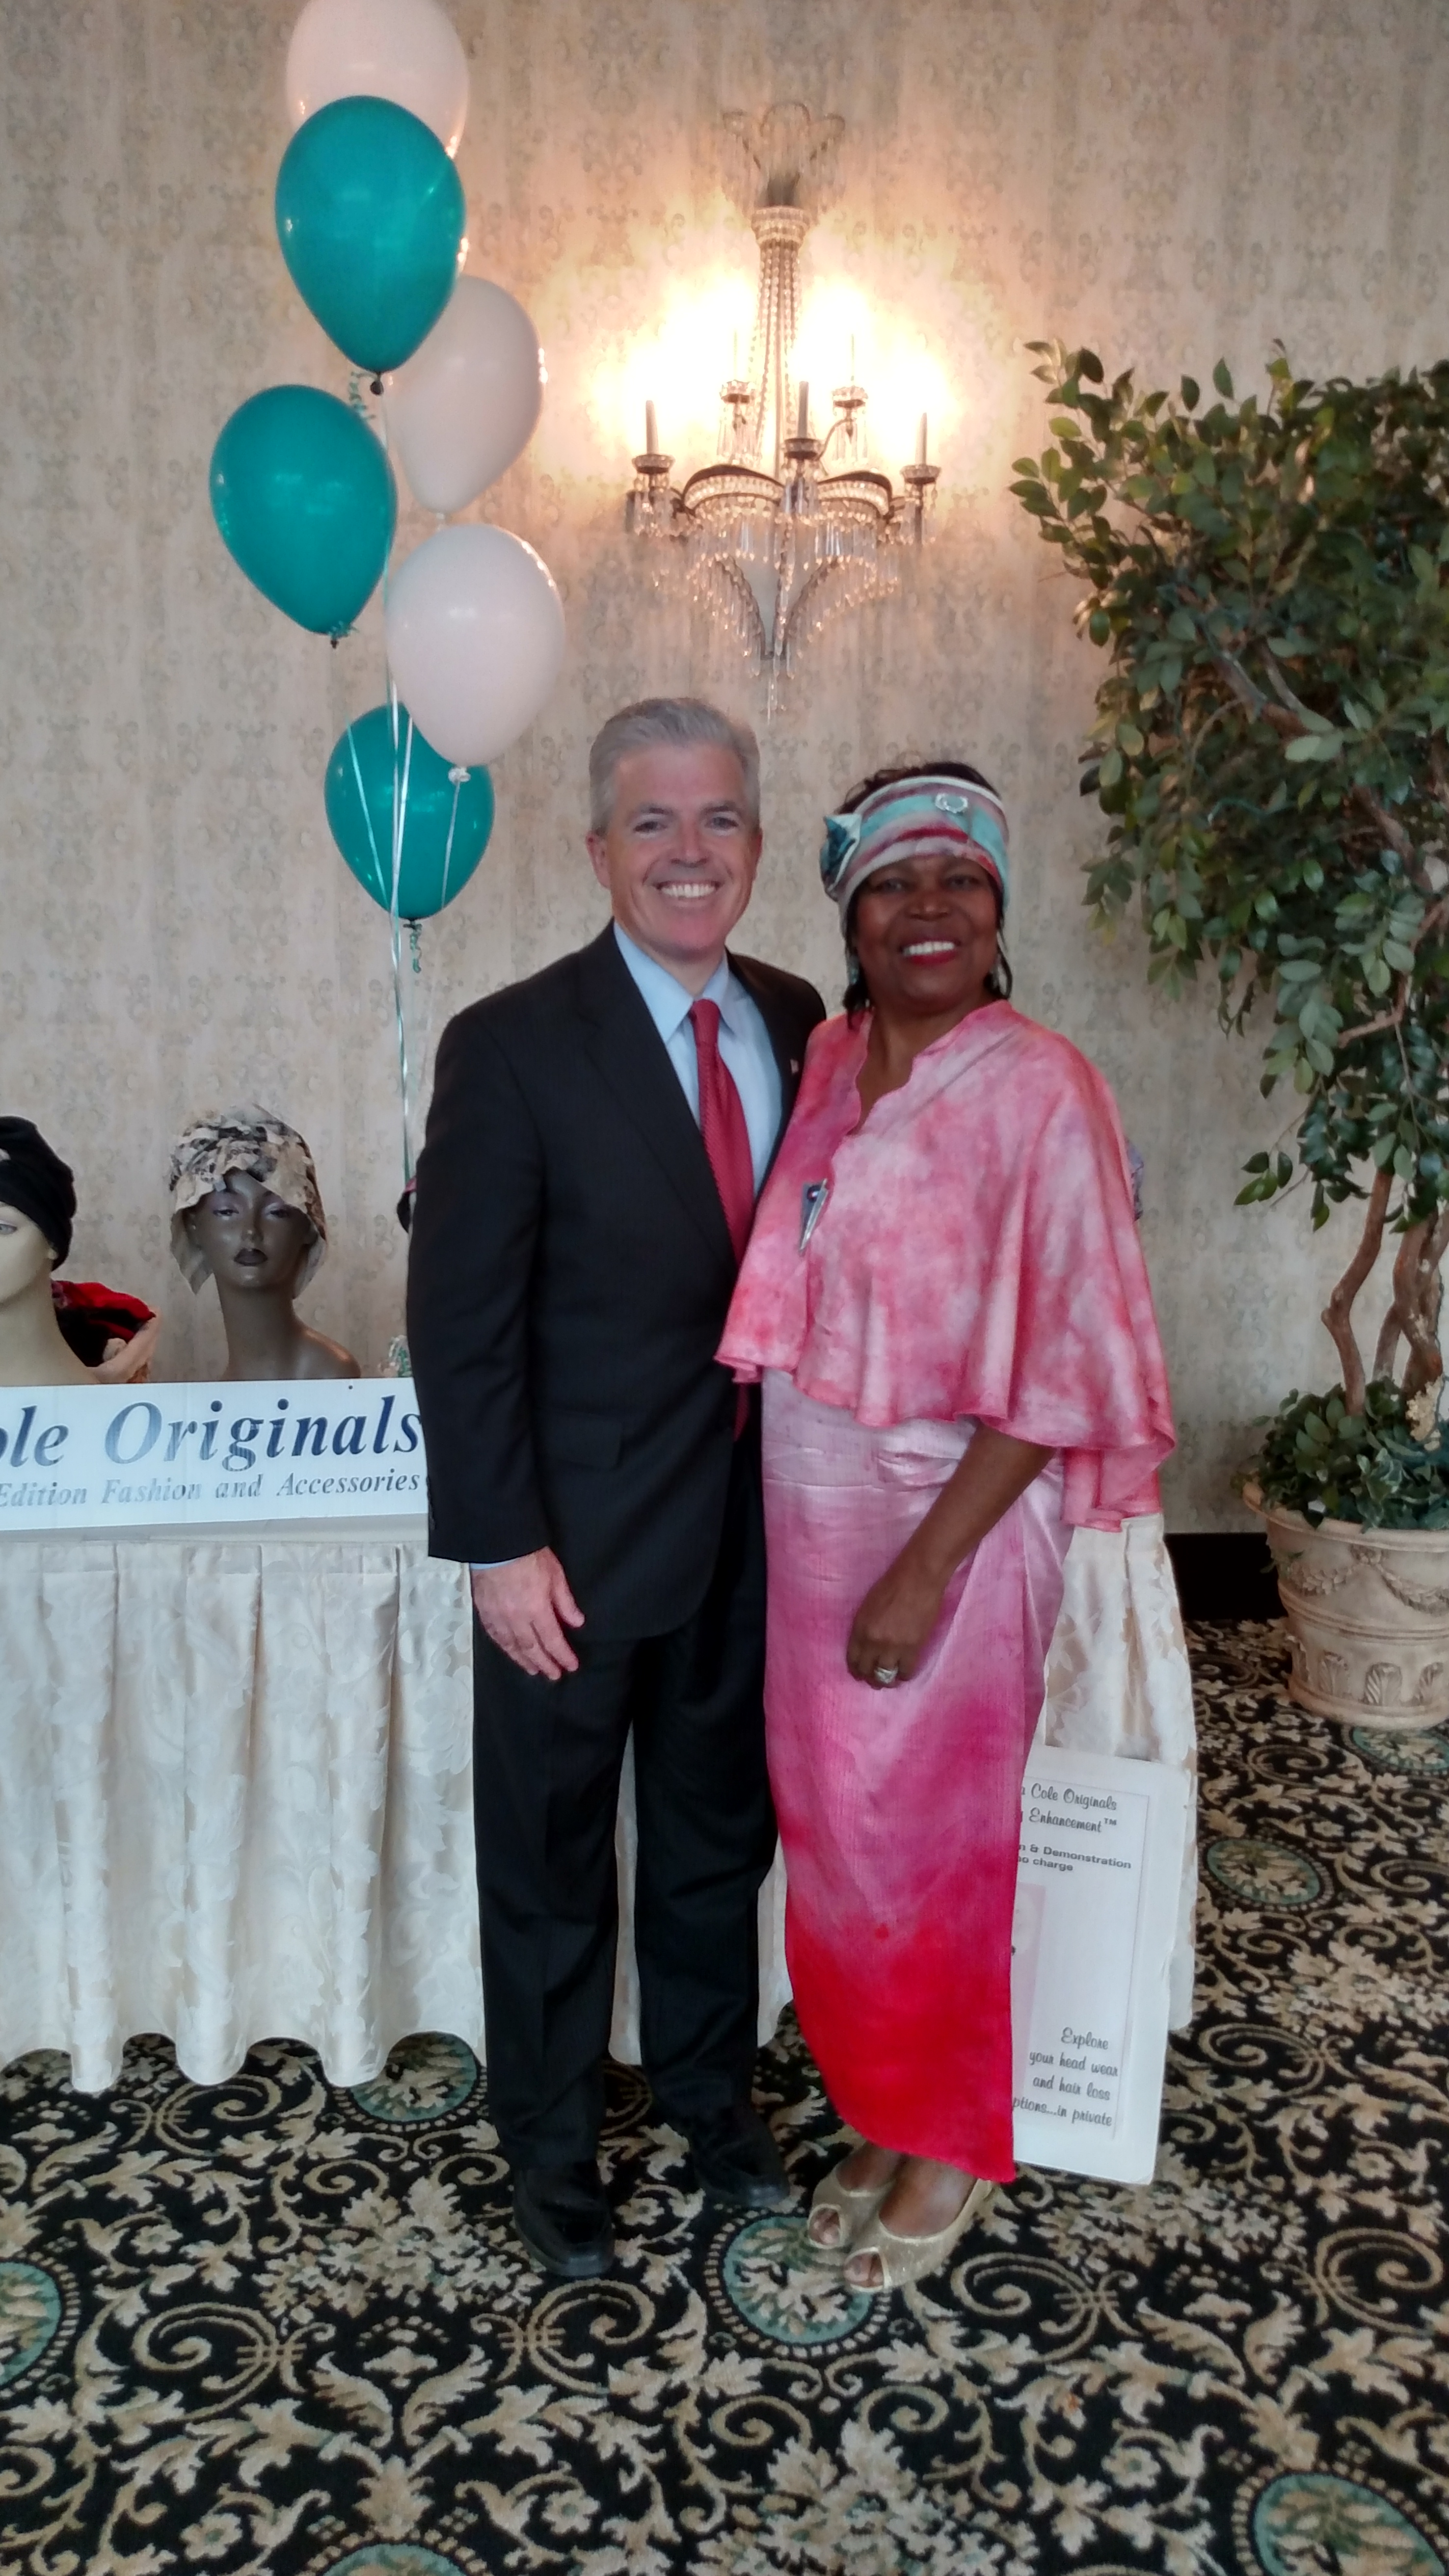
[168,1106,327,1293]
[819,773,1010,915]
[0,1117,76,1266]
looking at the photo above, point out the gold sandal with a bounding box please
[805,2152,901,2253]
[845,2175,996,2291]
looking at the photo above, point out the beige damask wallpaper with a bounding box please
[4,0,1448,1525]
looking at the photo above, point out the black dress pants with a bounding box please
[472,1437,777,2167]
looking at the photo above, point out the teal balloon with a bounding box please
[325,704,495,919]
[210,386,396,636]
[276,96,465,375]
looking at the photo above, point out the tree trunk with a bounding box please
[1376,1207,1449,1396]
[1321,1166,1393,1413]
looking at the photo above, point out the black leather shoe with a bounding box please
[511,2161,614,2279]
[683,2104,792,2211]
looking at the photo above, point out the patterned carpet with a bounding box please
[1,1622,1447,2576]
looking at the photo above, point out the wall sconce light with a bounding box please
[624,103,940,707]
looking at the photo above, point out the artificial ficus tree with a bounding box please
[1012,343,1449,1417]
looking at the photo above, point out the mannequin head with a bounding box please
[0,1204,56,1305]
[0,1117,75,1270]
[168,1105,357,1381]
[0,1118,91,1384]
[182,1168,320,1304]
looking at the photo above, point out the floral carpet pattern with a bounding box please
[1,1623,1447,2576]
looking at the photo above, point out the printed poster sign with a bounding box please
[1011,1745,1191,2185]
[0,1381,427,1532]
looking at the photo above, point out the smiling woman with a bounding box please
[719,759,1175,2296]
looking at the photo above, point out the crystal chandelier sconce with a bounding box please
[624,104,940,705]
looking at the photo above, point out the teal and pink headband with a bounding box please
[819,775,1010,914]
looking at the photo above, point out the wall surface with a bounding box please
[4,0,1448,1523]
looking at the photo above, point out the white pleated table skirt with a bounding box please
[0,1516,1196,2093]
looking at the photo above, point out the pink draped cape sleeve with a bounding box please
[719,1002,1174,1528]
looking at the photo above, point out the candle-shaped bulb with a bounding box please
[796,379,810,439]
[915,411,929,466]
[732,329,739,377]
[645,399,658,455]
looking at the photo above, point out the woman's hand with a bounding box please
[846,1540,949,1687]
[844,1426,1055,1690]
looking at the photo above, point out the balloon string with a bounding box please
[343,714,412,1185]
[389,713,416,1186]
[345,721,388,904]
[415,785,457,1116]
[377,396,395,620]
[439,773,464,914]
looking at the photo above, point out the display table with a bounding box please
[0,1504,1196,2096]
[0,1524,482,2090]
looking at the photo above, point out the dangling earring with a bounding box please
[986,937,1013,1001]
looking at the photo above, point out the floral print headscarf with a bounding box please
[168,1106,327,1293]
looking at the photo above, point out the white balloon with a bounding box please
[286,0,470,157]
[385,524,566,767]
[385,279,544,515]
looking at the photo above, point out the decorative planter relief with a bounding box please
[1247,1486,1449,1733]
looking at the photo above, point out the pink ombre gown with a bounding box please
[718,1003,1174,2183]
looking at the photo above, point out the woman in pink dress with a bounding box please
[718,763,1173,2292]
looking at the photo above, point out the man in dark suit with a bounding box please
[407,698,825,2279]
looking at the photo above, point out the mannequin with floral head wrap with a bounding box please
[169,1106,358,1381]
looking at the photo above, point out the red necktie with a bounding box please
[690,999,755,1434]
[690,999,755,1260]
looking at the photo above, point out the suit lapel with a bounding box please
[576,927,732,1263]
[729,952,810,1178]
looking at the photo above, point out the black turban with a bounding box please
[0,1117,76,1266]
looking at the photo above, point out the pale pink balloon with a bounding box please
[286,0,470,157]
[385,280,544,515]
[385,524,566,768]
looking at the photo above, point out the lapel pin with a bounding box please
[799,1179,830,1251]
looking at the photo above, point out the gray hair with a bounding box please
[588,698,761,833]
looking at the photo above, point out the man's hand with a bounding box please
[471,1549,585,1680]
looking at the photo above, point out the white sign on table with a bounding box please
[0,1381,426,1532]
[1011,1744,1190,2185]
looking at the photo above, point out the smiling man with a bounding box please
[407,699,824,2279]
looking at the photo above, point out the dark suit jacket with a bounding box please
[407,924,827,1637]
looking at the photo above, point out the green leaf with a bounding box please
[1098,748,1124,788]
[1181,376,1200,410]
[1213,359,1234,398]
[1284,732,1343,762]
[1116,721,1145,754]
[1088,608,1111,644]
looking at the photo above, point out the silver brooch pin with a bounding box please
[799,1180,830,1251]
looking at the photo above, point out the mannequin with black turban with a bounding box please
[0,1118,92,1385]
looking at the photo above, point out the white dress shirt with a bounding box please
[611,923,782,1191]
[471,926,784,1569]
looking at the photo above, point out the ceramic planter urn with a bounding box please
[1251,1489,1449,1731]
